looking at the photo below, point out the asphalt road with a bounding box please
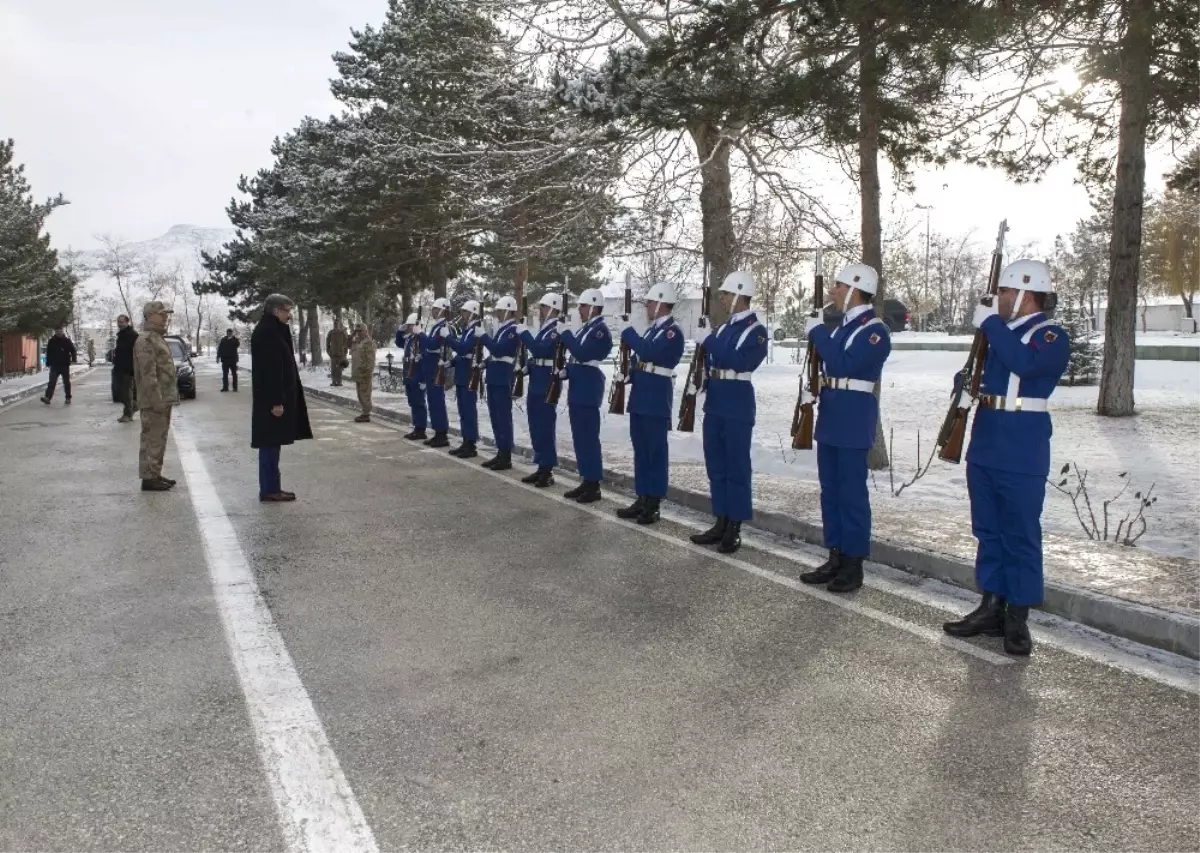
[2,365,1197,852]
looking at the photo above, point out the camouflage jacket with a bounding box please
[350,336,376,382]
[133,327,180,411]
[326,327,349,359]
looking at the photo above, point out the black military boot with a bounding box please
[141,478,171,492]
[943,592,1006,638]
[456,441,477,459]
[490,451,512,471]
[800,549,841,585]
[827,556,864,593]
[157,476,177,488]
[636,496,661,525]
[563,481,585,500]
[426,431,450,448]
[533,467,555,488]
[521,468,541,484]
[1003,605,1034,656]
[717,520,742,554]
[404,428,427,441]
[574,481,602,504]
[616,496,646,520]
[690,516,728,545]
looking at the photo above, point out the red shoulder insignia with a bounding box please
[1043,330,1058,342]
[597,330,606,339]
[869,333,881,345]
[757,335,766,345]
[667,329,675,339]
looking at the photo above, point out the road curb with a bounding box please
[0,367,99,408]
[306,385,1200,660]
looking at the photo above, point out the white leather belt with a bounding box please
[531,358,555,367]
[575,360,602,368]
[979,395,1048,412]
[637,362,675,377]
[490,356,515,364]
[822,377,875,393]
[711,369,752,381]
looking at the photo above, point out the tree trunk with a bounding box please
[432,239,447,299]
[1181,292,1193,319]
[514,257,529,306]
[1098,0,1152,417]
[296,307,308,365]
[308,303,323,365]
[689,120,736,327]
[858,19,890,470]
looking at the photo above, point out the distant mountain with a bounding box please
[76,224,237,304]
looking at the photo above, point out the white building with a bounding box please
[599,277,707,338]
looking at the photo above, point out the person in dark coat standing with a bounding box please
[251,294,312,502]
[114,315,138,422]
[41,329,77,405]
[217,328,240,392]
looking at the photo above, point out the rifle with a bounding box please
[791,249,824,450]
[404,304,423,380]
[937,219,1009,463]
[677,262,711,432]
[511,294,529,398]
[608,270,633,415]
[545,287,569,405]
[434,313,452,388]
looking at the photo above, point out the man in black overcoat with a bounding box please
[251,294,312,502]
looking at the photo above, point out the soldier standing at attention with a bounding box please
[395,314,429,440]
[132,301,179,492]
[559,288,612,504]
[446,299,482,458]
[480,296,521,471]
[516,292,565,488]
[419,297,453,448]
[615,283,684,525]
[689,271,769,554]
[798,264,892,594]
[943,259,1068,657]
[217,328,240,392]
[326,319,349,387]
[350,323,376,423]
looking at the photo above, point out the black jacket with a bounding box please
[250,314,312,449]
[45,335,76,369]
[217,335,240,364]
[114,326,138,375]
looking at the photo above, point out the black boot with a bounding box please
[691,516,728,545]
[800,549,841,585]
[533,467,555,488]
[636,496,661,525]
[141,478,171,492]
[404,428,427,441]
[455,441,477,459]
[1003,605,1034,656]
[943,592,1006,638]
[616,496,646,520]
[521,468,541,484]
[574,481,602,504]
[717,520,742,554]
[563,481,586,500]
[490,451,512,471]
[426,431,450,448]
[827,555,864,593]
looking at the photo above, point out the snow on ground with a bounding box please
[891,330,1200,347]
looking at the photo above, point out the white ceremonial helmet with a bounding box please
[578,288,605,308]
[998,258,1054,320]
[539,292,564,312]
[461,299,481,316]
[645,283,679,305]
[404,312,419,326]
[494,295,518,314]
[835,263,880,311]
[432,297,451,310]
[719,270,756,298]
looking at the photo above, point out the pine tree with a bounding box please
[1060,299,1100,386]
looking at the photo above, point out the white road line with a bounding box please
[172,419,379,853]
[416,447,1013,667]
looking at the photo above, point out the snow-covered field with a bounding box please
[349,347,1199,561]
[890,330,1200,347]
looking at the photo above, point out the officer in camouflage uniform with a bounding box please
[326,320,349,386]
[351,323,376,423]
[133,300,180,492]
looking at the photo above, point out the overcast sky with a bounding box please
[1,0,1177,257]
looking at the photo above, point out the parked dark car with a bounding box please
[823,298,910,333]
[165,335,196,399]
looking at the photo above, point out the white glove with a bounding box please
[516,322,529,335]
[437,325,449,339]
[418,383,427,391]
[695,329,712,347]
[557,369,568,379]
[805,311,823,335]
[972,296,998,329]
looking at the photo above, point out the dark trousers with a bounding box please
[45,366,71,400]
[702,413,754,521]
[631,412,670,497]
[817,442,871,558]
[258,446,281,498]
[119,374,135,417]
[221,362,238,391]
[968,462,1046,606]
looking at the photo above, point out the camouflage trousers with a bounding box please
[330,357,346,386]
[139,408,173,479]
[356,380,372,415]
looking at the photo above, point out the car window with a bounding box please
[166,339,188,361]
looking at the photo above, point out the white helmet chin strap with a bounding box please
[1009,289,1026,322]
[841,286,854,313]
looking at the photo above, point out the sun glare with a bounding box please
[1053,65,1081,93]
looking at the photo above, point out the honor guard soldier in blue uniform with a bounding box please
[944,259,1068,656]
[690,271,769,554]
[418,297,452,448]
[799,263,892,593]
[616,283,685,525]
[480,295,520,471]
[395,313,429,440]
[560,288,613,503]
[447,299,482,458]
[517,292,565,488]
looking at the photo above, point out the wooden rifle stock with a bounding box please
[511,296,528,398]
[791,252,824,451]
[544,290,568,405]
[467,330,484,393]
[608,276,632,415]
[936,219,1008,464]
[677,264,711,433]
